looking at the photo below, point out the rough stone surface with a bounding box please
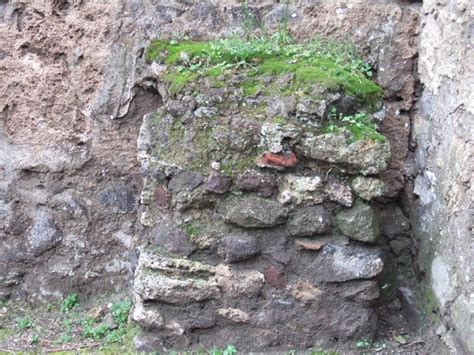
[287,205,332,237]
[278,174,324,205]
[336,201,380,244]
[151,222,195,257]
[297,129,391,175]
[289,281,322,303]
[409,1,473,351]
[219,235,259,263]
[234,170,277,197]
[222,196,288,228]
[131,299,164,330]
[217,308,250,323]
[168,170,204,193]
[203,173,231,194]
[306,243,384,282]
[351,177,386,201]
[134,253,220,304]
[379,205,411,239]
[215,265,264,297]
[324,180,354,207]
[27,211,63,257]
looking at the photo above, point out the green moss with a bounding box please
[272,116,287,125]
[162,70,199,95]
[422,286,440,322]
[0,327,11,341]
[182,223,201,239]
[255,57,382,102]
[146,40,211,64]
[146,35,383,102]
[241,80,262,96]
[345,123,386,142]
[323,110,386,142]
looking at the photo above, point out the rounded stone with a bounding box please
[335,201,380,243]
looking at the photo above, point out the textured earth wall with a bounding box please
[407,0,473,352]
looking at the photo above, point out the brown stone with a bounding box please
[294,238,325,251]
[217,308,250,323]
[290,281,322,303]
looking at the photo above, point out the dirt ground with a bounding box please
[0,294,442,354]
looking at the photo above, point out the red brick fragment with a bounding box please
[256,151,298,170]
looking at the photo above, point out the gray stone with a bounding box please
[194,106,216,118]
[278,174,324,205]
[351,176,386,200]
[223,196,288,228]
[297,129,391,175]
[259,122,300,154]
[325,280,380,306]
[50,191,87,219]
[308,243,384,282]
[98,184,137,213]
[219,235,259,262]
[27,211,63,256]
[450,295,474,353]
[431,256,453,309]
[203,172,231,194]
[168,170,203,193]
[296,97,326,118]
[287,205,332,237]
[151,222,195,257]
[324,180,353,207]
[165,97,196,117]
[266,95,296,118]
[335,201,380,243]
[131,299,164,330]
[234,170,276,197]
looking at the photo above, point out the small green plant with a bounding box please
[241,0,260,35]
[55,333,73,344]
[211,344,238,355]
[0,300,7,308]
[183,223,201,239]
[18,316,33,330]
[394,334,408,345]
[325,107,385,142]
[30,334,40,345]
[82,318,110,340]
[61,293,79,313]
[57,317,74,344]
[110,300,132,325]
[356,338,372,349]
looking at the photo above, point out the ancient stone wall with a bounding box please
[131,38,393,349]
[407,0,473,352]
